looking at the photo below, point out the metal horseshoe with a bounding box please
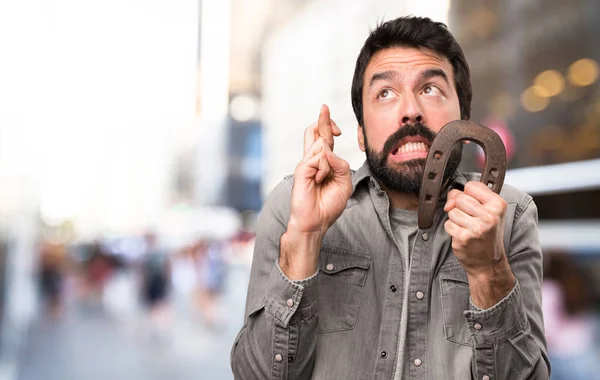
[417,120,507,230]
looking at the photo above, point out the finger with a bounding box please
[302,137,331,163]
[317,104,334,149]
[444,219,463,239]
[314,153,331,184]
[330,118,342,137]
[454,192,486,218]
[444,189,461,212]
[326,150,350,177]
[447,207,477,230]
[303,122,318,155]
[464,181,498,204]
[297,151,329,182]
[464,181,507,215]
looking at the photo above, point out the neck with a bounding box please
[378,181,420,211]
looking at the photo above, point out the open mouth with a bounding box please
[391,137,431,159]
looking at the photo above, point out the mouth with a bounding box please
[390,137,431,162]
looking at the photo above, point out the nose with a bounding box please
[400,93,424,125]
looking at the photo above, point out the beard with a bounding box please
[364,122,463,194]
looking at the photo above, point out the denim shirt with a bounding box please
[231,161,550,380]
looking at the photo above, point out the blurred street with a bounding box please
[15,263,249,380]
[0,1,599,380]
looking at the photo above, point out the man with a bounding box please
[231,16,549,379]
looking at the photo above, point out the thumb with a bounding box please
[326,151,350,177]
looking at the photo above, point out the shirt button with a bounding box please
[482,376,490,380]
[286,299,294,307]
[474,323,482,330]
[275,354,283,362]
[390,285,397,293]
[380,351,387,358]
[413,358,422,367]
[416,291,424,300]
[422,232,429,241]
[288,355,294,363]
[326,263,335,271]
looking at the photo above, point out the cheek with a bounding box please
[426,104,461,132]
[364,121,395,151]
[364,105,398,133]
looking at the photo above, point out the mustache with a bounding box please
[381,123,436,158]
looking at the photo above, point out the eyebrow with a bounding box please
[420,68,450,85]
[368,70,398,88]
[368,68,450,89]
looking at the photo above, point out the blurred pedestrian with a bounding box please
[196,238,227,330]
[139,232,172,341]
[37,239,68,320]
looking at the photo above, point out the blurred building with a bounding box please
[449,0,600,170]
[449,0,600,250]
[225,98,263,212]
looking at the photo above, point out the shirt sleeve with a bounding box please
[464,198,550,379]
[231,179,319,380]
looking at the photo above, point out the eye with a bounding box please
[377,89,395,99]
[422,85,442,96]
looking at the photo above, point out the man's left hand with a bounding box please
[444,181,516,309]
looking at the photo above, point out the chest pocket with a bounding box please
[317,247,370,334]
[439,261,472,346]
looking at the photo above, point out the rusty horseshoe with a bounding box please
[417,120,507,230]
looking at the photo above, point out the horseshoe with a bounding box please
[418,120,507,230]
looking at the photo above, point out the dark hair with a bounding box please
[351,16,472,127]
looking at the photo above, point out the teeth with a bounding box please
[398,142,428,154]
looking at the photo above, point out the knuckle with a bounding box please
[497,198,507,212]
[461,231,474,244]
[480,211,493,224]
[464,181,477,193]
[451,239,463,251]
[448,208,457,219]
[316,136,327,146]
[444,220,453,233]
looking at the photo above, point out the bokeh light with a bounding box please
[568,58,599,87]
[533,69,565,97]
[521,86,550,112]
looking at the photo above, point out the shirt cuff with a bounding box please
[262,260,319,327]
[463,279,528,345]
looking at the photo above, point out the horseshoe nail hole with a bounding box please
[487,181,494,189]
[434,151,443,160]
[490,168,498,176]
[428,172,437,181]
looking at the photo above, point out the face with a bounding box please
[358,46,463,193]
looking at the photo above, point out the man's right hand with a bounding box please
[279,104,352,280]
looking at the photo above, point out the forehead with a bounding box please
[364,46,454,84]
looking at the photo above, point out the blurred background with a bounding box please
[0,0,598,379]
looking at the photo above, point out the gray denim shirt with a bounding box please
[231,161,549,379]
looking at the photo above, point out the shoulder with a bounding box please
[261,177,293,219]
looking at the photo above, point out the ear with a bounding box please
[357,125,365,152]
